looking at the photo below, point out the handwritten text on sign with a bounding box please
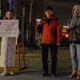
[0,20,19,37]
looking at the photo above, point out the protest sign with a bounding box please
[0,20,19,37]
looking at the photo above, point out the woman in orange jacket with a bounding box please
[36,6,61,77]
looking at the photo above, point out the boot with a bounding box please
[69,70,77,78]
[77,70,80,79]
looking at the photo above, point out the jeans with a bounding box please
[70,43,80,70]
[41,44,57,74]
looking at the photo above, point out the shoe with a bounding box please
[1,71,7,76]
[77,71,80,79]
[77,76,80,79]
[51,74,56,77]
[69,70,77,78]
[41,73,51,77]
[9,72,14,75]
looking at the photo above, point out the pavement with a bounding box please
[0,47,77,80]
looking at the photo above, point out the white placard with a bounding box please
[63,25,69,29]
[0,20,19,37]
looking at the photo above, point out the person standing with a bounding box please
[0,11,16,76]
[68,5,80,79]
[36,6,61,77]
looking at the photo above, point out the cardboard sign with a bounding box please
[0,20,19,37]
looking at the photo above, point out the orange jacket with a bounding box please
[41,17,61,45]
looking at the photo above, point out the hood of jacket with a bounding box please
[72,5,80,17]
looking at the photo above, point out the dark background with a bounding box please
[43,0,80,26]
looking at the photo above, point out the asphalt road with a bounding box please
[0,47,77,80]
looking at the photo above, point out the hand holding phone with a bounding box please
[36,19,42,25]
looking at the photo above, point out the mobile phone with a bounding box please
[36,19,42,23]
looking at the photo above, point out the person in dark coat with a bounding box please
[36,6,61,77]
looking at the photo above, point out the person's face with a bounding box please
[5,11,13,19]
[45,10,54,18]
[73,8,79,16]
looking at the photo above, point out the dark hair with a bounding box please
[4,10,13,19]
[45,6,54,11]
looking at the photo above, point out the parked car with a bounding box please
[60,28,69,47]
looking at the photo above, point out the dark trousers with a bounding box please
[41,44,58,74]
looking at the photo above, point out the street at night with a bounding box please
[0,0,80,80]
[0,47,74,80]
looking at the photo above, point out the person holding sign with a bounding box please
[0,11,15,76]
